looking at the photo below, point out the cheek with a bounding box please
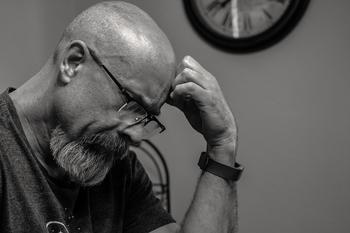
[52,80,120,139]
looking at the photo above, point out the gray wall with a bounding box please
[1,1,350,233]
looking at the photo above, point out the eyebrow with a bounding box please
[127,90,161,116]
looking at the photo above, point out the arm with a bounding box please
[153,56,240,233]
[180,144,238,233]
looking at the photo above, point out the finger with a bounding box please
[167,87,189,111]
[170,82,208,105]
[166,89,186,111]
[176,56,202,74]
[166,93,182,108]
[176,59,186,76]
[172,68,209,90]
[179,56,210,76]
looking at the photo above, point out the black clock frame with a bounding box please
[183,0,311,53]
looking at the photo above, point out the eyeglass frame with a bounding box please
[87,46,166,133]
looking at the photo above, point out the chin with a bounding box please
[50,126,129,186]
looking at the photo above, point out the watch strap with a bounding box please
[198,152,244,181]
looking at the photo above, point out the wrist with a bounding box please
[207,140,237,167]
[198,152,244,182]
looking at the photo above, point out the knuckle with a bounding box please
[206,72,216,82]
[173,85,182,94]
[187,82,196,90]
[182,68,195,79]
[183,82,197,93]
[183,55,194,68]
[208,94,216,107]
[182,68,192,76]
[183,55,192,63]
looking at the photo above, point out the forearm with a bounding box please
[170,55,240,233]
[179,143,239,233]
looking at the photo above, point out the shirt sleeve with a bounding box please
[123,152,175,233]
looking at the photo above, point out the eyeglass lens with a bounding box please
[117,101,164,136]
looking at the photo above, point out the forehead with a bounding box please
[94,48,175,115]
[95,28,176,114]
[118,64,175,115]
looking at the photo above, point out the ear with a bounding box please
[59,40,87,84]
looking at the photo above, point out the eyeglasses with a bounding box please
[87,47,166,139]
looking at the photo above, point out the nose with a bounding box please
[122,124,144,146]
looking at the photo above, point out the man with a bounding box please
[0,1,242,233]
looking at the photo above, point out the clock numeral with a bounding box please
[206,0,231,16]
[243,14,252,32]
[222,9,232,29]
[262,9,273,21]
[206,0,222,16]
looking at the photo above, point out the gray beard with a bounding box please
[49,126,129,186]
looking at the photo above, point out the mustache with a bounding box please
[79,130,130,155]
[56,140,113,186]
[50,126,130,186]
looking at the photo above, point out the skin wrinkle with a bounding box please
[50,125,128,186]
[57,1,176,110]
[95,46,172,116]
[91,49,172,116]
[11,0,175,189]
[48,4,176,182]
[7,2,239,233]
[86,34,173,116]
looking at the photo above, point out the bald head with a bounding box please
[55,1,176,112]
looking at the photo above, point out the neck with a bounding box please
[9,58,66,180]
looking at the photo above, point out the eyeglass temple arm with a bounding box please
[88,47,126,93]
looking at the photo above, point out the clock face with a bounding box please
[184,0,310,52]
[195,0,291,38]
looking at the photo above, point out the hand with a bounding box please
[168,56,238,155]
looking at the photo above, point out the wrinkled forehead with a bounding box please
[103,49,176,115]
[93,15,177,114]
[119,60,176,115]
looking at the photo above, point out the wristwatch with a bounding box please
[198,152,244,181]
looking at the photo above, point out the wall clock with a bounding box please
[183,0,310,53]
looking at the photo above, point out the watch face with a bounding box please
[184,0,310,52]
[195,0,291,38]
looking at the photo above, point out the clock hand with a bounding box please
[207,0,231,16]
[222,6,232,27]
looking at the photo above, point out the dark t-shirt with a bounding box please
[0,88,175,233]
